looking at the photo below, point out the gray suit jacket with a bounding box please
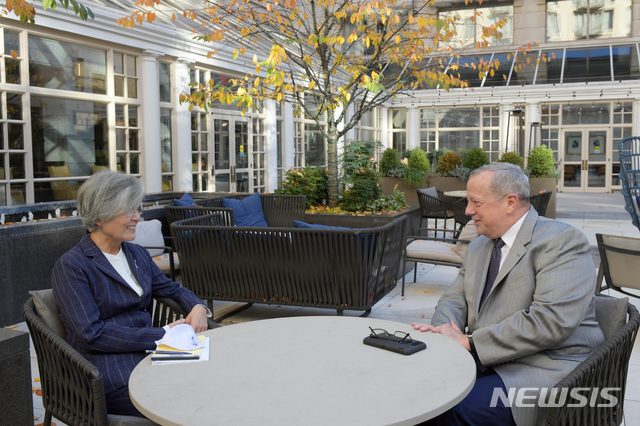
[432,208,605,426]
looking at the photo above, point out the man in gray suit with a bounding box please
[413,163,605,426]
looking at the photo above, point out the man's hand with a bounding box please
[412,321,471,351]
[185,305,208,333]
[168,319,185,328]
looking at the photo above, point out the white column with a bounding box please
[282,103,295,171]
[174,58,194,192]
[500,103,515,157]
[407,106,419,150]
[140,50,163,193]
[525,102,540,155]
[264,98,278,192]
[634,99,640,137]
[380,107,389,148]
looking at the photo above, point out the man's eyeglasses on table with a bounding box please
[369,327,413,343]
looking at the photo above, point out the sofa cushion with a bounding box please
[292,220,350,230]
[406,240,462,264]
[171,192,198,207]
[29,289,66,339]
[222,193,269,227]
[153,252,181,274]
[132,219,165,257]
[455,220,479,259]
[418,186,441,201]
[594,294,628,341]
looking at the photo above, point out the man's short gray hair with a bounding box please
[470,163,530,204]
[77,171,144,232]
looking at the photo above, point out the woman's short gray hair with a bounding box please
[77,171,144,232]
[470,163,530,204]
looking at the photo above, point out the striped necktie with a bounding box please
[480,238,505,309]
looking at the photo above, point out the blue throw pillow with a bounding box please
[292,220,349,230]
[171,192,198,207]
[222,193,269,227]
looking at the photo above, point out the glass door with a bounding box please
[560,129,609,193]
[212,116,251,193]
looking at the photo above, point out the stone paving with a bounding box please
[10,191,640,426]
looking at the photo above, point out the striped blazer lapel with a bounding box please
[79,235,132,289]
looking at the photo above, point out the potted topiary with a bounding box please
[526,145,559,218]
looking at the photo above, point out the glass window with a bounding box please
[447,55,493,88]
[612,45,640,81]
[3,30,21,84]
[536,50,564,84]
[562,103,610,125]
[563,47,611,83]
[440,6,513,49]
[159,62,171,103]
[191,111,209,191]
[305,123,325,166]
[484,53,513,87]
[30,96,108,202]
[391,110,406,129]
[510,49,539,86]
[113,52,138,98]
[438,107,480,128]
[439,130,480,152]
[29,35,107,94]
[546,0,631,41]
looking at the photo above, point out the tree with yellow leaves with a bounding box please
[118,0,535,204]
[2,0,94,24]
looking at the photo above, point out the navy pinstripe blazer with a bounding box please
[52,235,206,394]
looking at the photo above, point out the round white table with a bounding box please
[443,190,467,198]
[129,316,476,426]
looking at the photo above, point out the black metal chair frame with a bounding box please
[23,296,218,426]
[545,301,640,426]
[529,190,553,217]
[618,136,640,231]
[417,189,454,238]
[595,233,640,298]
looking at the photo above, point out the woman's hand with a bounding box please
[168,319,186,328]
[185,305,208,333]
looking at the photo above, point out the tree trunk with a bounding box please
[326,113,339,207]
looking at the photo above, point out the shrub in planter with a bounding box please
[341,140,379,176]
[437,151,463,176]
[380,148,401,176]
[498,151,524,168]
[462,147,489,170]
[450,165,473,181]
[276,166,329,208]
[527,145,556,177]
[408,149,430,173]
[402,167,427,187]
[341,168,381,212]
[427,148,451,170]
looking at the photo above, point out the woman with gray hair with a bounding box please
[52,171,212,417]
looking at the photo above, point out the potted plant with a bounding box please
[526,145,559,218]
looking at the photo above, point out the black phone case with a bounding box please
[363,336,426,355]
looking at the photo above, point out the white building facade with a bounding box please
[1,0,640,206]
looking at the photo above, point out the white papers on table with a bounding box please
[155,323,204,350]
[151,336,210,365]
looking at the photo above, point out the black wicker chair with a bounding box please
[417,188,454,237]
[545,296,640,426]
[23,290,218,426]
[452,198,472,232]
[595,233,640,298]
[401,221,478,296]
[529,190,553,217]
[171,213,407,317]
[619,136,640,232]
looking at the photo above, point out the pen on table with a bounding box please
[146,350,192,355]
